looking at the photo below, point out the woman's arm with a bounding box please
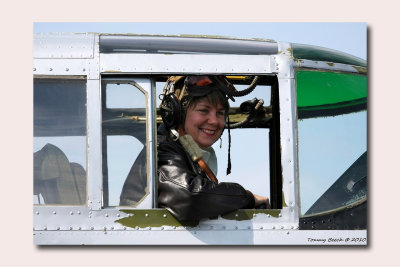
[157,140,255,221]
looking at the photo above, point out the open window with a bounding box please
[154,75,282,209]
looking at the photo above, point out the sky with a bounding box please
[33,22,367,212]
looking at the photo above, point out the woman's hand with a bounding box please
[253,193,270,209]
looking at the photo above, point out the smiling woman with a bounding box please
[156,76,269,221]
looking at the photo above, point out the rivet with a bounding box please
[286,231,290,235]
[65,68,69,71]
[272,226,276,229]
[33,68,36,71]
[53,211,56,215]
[267,214,270,218]
[145,213,149,217]
[103,227,107,231]
[35,211,39,215]
[222,226,226,230]
[69,227,73,230]
[173,226,176,229]
[90,226,94,230]
[260,226,264,230]
[77,211,81,215]
[56,227,60,230]
[281,226,284,229]
[235,213,238,217]
[117,214,120,217]
[105,214,109,217]
[78,227,82,230]
[49,68,53,71]
[123,227,127,230]
[148,227,152,230]
[111,227,114,230]
[279,213,282,217]
[235,226,239,230]
[163,214,167,218]
[247,226,251,230]
[161,227,164,230]
[70,211,73,215]
[43,227,47,231]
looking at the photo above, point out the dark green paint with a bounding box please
[292,43,366,67]
[116,209,281,229]
[116,209,199,228]
[221,209,281,220]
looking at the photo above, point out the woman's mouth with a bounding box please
[201,128,216,136]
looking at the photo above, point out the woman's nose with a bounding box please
[207,112,218,125]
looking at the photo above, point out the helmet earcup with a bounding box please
[160,93,181,129]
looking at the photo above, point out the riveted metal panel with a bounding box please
[34,32,95,59]
[100,54,273,74]
[33,226,366,245]
[87,79,102,210]
[33,58,87,76]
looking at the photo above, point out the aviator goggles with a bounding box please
[184,76,236,101]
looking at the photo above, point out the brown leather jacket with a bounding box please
[157,126,255,221]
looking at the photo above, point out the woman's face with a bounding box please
[184,98,226,149]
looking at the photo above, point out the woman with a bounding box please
[158,76,269,221]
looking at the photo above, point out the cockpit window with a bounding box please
[33,78,87,205]
[296,70,367,216]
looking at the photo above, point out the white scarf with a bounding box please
[200,146,218,176]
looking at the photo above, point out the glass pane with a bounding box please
[33,78,87,205]
[102,82,148,207]
[106,83,146,109]
[107,136,146,206]
[298,110,367,215]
